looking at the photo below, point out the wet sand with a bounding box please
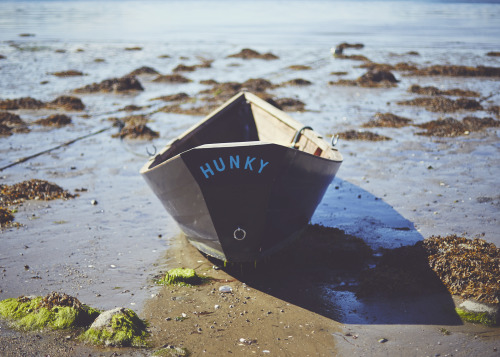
[1,20,500,356]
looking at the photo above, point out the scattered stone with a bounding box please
[94,58,105,63]
[337,130,391,141]
[227,48,279,60]
[74,76,144,93]
[34,114,72,127]
[49,70,85,77]
[152,74,192,84]
[0,54,6,60]
[127,66,160,76]
[362,112,412,128]
[330,71,349,76]
[80,307,148,347]
[486,51,500,57]
[124,46,142,51]
[378,338,388,343]
[219,286,233,293]
[397,97,483,113]
[408,84,480,97]
[91,200,98,205]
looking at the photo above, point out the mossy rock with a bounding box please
[0,294,100,331]
[80,307,149,347]
[159,268,203,286]
[455,307,498,327]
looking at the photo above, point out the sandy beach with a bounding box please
[1,0,500,356]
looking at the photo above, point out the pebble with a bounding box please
[378,338,388,343]
[219,285,232,293]
[91,199,98,205]
[215,305,221,309]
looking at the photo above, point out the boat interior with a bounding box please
[148,92,341,170]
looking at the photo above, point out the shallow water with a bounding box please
[0,0,499,344]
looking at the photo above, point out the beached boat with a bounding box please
[140,92,343,262]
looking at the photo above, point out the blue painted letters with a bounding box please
[199,154,270,179]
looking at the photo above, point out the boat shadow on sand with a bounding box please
[213,179,463,326]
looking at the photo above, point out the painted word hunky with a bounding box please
[199,155,270,179]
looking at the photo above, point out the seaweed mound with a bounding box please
[227,48,279,60]
[74,76,144,93]
[159,268,203,286]
[0,97,45,110]
[111,114,159,140]
[416,116,499,137]
[0,112,30,134]
[46,96,85,111]
[80,307,148,347]
[0,179,76,206]
[0,293,100,331]
[337,130,391,141]
[362,112,413,128]
[34,114,72,127]
[329,70,398,88]
[357,235,500,305]
[0,207,15,227]
[152,74,192,83]
[398,96,483,113]
[424,235,500,304]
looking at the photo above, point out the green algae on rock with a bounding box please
[455,307,497,327]
[153,346,190,356]
[80,307,149,347]
[158,268,203,286]
[0,293,100,331]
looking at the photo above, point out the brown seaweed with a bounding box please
[329,70,399,88]
[362,112,413,128]
[152,74,192,84]
[397,97,483,113]
[50,70,85,77]
[416,116,499,137]
[0,112,30,134]
[227,48,279,60]
[408,84,480,97]
[74,76,144,93]
[338,130,391,141]
[127,66,160,76]
[34,114,72,127]
[0,179,76,206]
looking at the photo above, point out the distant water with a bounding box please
[0,0,499,50]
